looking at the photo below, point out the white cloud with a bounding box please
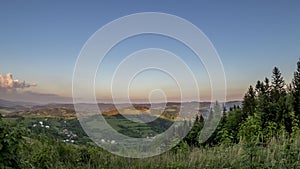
[0,73,37,90]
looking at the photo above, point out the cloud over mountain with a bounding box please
[0,73,37,90]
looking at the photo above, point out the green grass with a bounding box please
[15,132,300,169]
[3,116,300,168]
[83,114,173,138]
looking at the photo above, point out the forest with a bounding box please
[1,59,300,168]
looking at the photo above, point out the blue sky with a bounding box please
[1,1,300,103]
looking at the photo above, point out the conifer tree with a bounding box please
[270,67,287,128]
[271,67,286,101]
[292,59,300,121]
[242,85,256,117]
[255,79,271,128]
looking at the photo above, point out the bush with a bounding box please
[0,116,27,168]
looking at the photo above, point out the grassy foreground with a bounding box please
[3,130,300,169]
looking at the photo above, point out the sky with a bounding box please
[1,1,300,103]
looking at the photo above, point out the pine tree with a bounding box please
[292,59,300,122]
[270,67,287,128]
[255,79,271,128]
[271,67,285,101]
[242,85,256,117]
[264,77,271,95]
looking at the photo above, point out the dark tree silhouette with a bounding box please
[243,85,256,117]
[292,59,300,122]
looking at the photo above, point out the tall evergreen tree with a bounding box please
[255,79,271,128]
[270,67,287,127]
[292,59,300,120]
[271,67,286,101]
[242,85,256,117]
[264,77,271,96]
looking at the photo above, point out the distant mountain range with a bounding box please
[0,99,40,114]
[0,99,39,107]
[0,99,242,119]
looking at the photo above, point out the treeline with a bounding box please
[183,59,300,147]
